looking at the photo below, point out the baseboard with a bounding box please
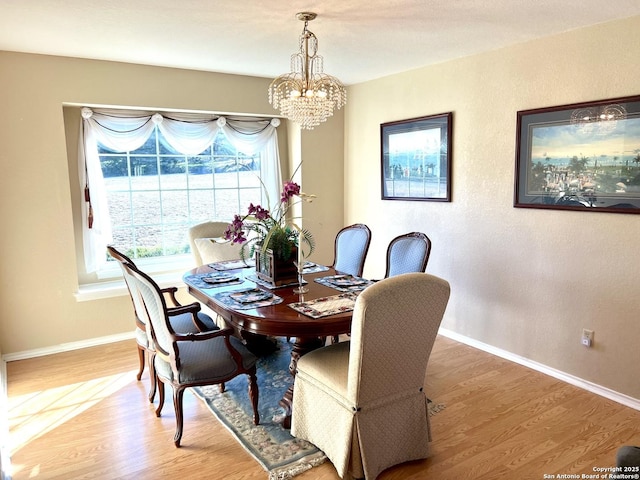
[1,332,135,362]
[1,333,135,480]
[4,328,639,413]
[1,358,11,480]
[438,328,640,412]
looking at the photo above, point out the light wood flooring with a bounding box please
[6,336,640,479]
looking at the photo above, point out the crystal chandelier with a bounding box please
[268,12,347,130]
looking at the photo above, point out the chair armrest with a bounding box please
[167,302,212,332]
[172,326,234,342]
[167,302,200,317]
[172,327,248,370]
[161,286,180,306]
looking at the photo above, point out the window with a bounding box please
[79,108,282,274]
[99,128,262,261]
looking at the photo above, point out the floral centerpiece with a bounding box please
[224,173,315,284]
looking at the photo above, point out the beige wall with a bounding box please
[2,15,640,403]
[345,16,640,399]
[0,52,344,354]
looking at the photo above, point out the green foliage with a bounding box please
[240,220,315,262]
[106,244,190,261]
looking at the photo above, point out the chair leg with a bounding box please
[219,382,225,393]
[136,345,146,381]
[148,352,157,403]
[155,379,165,417]
[247,368,260,425]
[173,387,186,447]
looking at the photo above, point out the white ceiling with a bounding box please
[2,0,640,85]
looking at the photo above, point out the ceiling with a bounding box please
[2,0,640,85]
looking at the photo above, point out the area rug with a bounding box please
[192,339,445,479]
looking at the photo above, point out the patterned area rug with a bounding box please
[192,338,445,479]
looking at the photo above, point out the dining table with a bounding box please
[183,260,374,427]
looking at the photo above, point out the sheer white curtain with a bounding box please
[79,107,282,273]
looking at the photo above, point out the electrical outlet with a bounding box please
[582,329,594,347]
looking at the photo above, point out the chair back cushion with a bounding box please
[124,263,174,357]
[188,221,233,265]
[107,246,148,330]
[385,232,431,277]
[193,237,240,264]
[347,272,450,405]
[333,224,371,277]
[119,262,149,328]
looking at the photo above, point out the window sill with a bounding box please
[74,270,190,302]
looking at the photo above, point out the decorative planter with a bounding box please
[255,245,298,286]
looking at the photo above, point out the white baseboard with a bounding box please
[1,333,135,480]
[1,332,135,363]
[1,358,10,480]
[438,328,640,412]
[4,328,639,413]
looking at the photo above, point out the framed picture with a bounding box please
[515,95,640,213]
[381,113,452,201]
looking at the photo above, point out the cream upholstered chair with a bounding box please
[331,224,372,277]
[291,273,450,480]
[107,246,217,402]
[187,220,247,331]
[188,220,240,266]
[123,260,259,447]
[384,232,432,278]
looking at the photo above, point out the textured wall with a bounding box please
[0,52,344,354]
[344,16,640,399]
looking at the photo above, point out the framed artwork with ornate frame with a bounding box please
[381,113,452,202]
[515,95,640,213]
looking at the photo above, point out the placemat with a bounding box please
[289,293,358,318]
[183,272,244,289]
[314,274,374,292]
[211,287,283,310]
[302,262,330,274]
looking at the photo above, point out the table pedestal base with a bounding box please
[241,331,278,356]
[278,336,325,429]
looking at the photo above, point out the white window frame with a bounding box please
[98,128,263,273]
[78,108,282,277]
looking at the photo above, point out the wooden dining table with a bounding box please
[184,262,358,427]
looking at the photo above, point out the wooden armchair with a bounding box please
[123,260,260,447]
[107,245,217,401]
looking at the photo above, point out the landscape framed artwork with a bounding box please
[381,113,452,202]
[514,95,640,213]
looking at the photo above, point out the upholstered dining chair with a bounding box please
[291,273,450,480]
[384,231,432,278]
[107,246,217,402]
[123,260,260,447]
[188,220,240,266]
[331,223,372,277]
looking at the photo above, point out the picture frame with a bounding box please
[515,95,640,213]
[381,113,452,202]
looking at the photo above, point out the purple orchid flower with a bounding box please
[281,181,301,203]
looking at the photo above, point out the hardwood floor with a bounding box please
[7,336,640,479]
